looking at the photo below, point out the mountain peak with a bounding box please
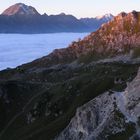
[96,13,114,20]
[103,13,114,19]
[2,3,40,16]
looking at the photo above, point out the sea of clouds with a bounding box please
[0,33,88,70]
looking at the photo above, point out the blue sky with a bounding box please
[0,0,140,18]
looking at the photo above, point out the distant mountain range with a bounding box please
[80,14,114,30]
[0,3,114,33]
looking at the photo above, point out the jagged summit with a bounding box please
[2,3,40,16]
[115,11,140,21]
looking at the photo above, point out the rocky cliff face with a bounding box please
[55,68,140,140]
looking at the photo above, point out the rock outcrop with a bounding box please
[55,68,140,140]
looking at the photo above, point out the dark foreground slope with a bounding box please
[0,11,140,140]
[0,62,139,140]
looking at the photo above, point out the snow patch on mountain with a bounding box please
[96,13,114,20]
